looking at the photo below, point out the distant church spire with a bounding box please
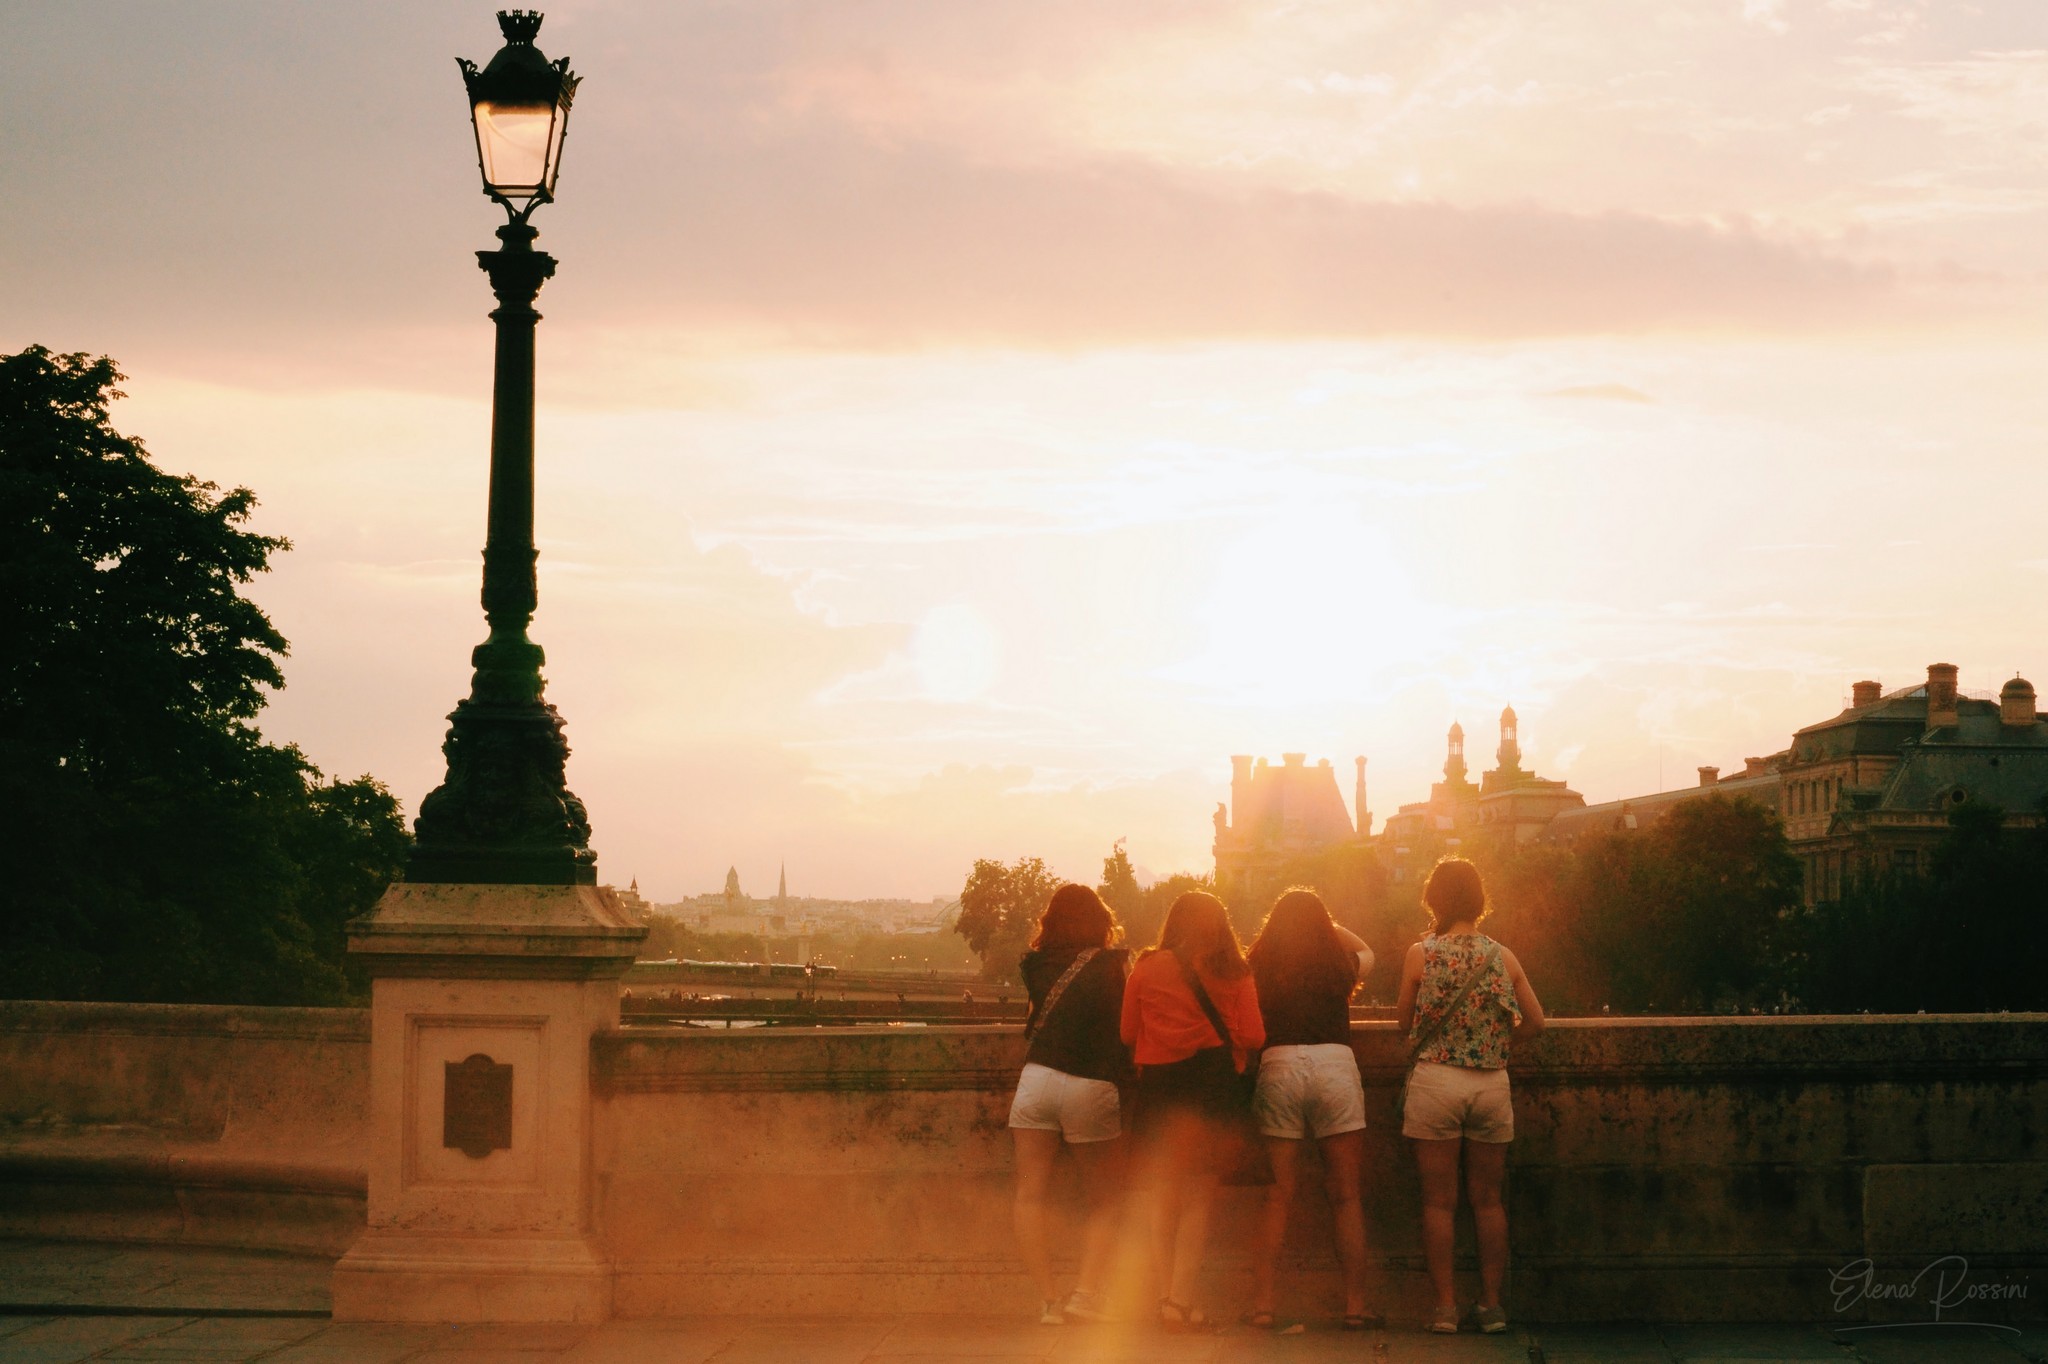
[1497,705,1523,773]
[777,861,788,906]
[1444,722,1468,784]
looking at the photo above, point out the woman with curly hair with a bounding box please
[1009,884,1130,1325]
[1243,887,1379,1330]
[1119,890,1264,1331]
[1396,857,1545,1335]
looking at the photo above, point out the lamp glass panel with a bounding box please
[475,101,557,196]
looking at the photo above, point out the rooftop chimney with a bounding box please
[1282,752,1306,768]
[1851,680,1882,708]
[1926,663,1959,730]
[1698,766,1720,787]
[2001,676,2037,728]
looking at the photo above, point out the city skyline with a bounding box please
[8,3,2048,899]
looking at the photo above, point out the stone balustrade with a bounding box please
[3,1000,2044,1323]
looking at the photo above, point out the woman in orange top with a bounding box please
[1119,891,1264,1331]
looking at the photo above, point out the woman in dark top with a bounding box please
[1008,884,1129,1325]
[1244,888,1378,1330]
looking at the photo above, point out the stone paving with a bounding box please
[0,1242,2039,1364]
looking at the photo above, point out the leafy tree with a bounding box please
[1097,840,1143,940]
[1787,800,2048,1012]
[1131,870,1216,952]
[954,856,1063,981]
[0,346,407,1004]
[1471,793,1798,1014]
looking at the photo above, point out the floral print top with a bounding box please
[1410,933,1520,1070]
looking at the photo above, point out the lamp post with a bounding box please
[409,9,592,885]
[334,13,641,1324]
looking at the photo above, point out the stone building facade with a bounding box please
[1377,708,1587,882]
[1211,752,1369,902]
[1545,662,2048,905]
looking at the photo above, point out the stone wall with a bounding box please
[592,1017,2048,1323]
[2,1002,2044,1322]
[0,1001,369,1255]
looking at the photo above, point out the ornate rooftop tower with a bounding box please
[1497,705,1524,774]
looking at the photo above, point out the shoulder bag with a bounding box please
[1024,947,1098,1041]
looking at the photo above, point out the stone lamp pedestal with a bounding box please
[331,883,646,1323]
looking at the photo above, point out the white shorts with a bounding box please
[1008,1062,1121,1143]
[1402,1061,1514,1143]
[1253,1044,1367,1140]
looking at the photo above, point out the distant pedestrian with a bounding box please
[1121,891,1263,1331]
[1008,884,1130,1325]
[1244,888,1379,1330]
[1395,858,1545,1335]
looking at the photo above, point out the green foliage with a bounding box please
[0,346,408,1004]
[1097,840,1143,940]
[1481,794,1801,1013]
[1131,870,1217,953]
[639,915,977,974]
[1786,801,2048,1012]
[954,856,1063,982]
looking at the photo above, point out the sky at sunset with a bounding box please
[7,2,2047,900]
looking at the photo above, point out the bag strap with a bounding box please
[1408,940,1503,1061]
[1172,951,1236,1050]
[1025,948,1098,1040]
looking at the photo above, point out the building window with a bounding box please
[1894,849,1918,875]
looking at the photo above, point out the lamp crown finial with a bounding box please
[496,10,544,43]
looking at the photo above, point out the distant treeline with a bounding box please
[637,916,978,976]
[955,794,2048,1015]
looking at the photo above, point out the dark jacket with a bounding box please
[1019,946,1130,1084]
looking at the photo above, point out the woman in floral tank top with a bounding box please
[1395,858,1545,1337]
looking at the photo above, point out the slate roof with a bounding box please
[1544,771,1781,842]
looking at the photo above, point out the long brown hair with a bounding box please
[1151,890,1249,980]
[1422,857,1488,932]
[1248,887,1355,1001]
[1030,883,1118,952]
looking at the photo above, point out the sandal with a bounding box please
[1158,1299,1213,1333]
[1341,1311,1385,1331]
[1240,1310,1277,1331]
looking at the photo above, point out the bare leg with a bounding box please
[1413,1137,1463,1315]
[1012,1128,1063,1305]
[1145,1127,1182,1305]
[1318,1128,1370,1316]
[1252,1138,1302,1316]
[1168,1166,1221,1312]
[1068,1136,1127,1298]
[1150,1111,1217,1315]
[1464,1139,1510,1311]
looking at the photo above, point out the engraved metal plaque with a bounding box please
[443,1053,512,1159]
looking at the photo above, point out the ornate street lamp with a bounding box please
[407,10,593,885]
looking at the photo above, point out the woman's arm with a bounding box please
[1230,975,1266,1053]
[1331,923,1375,990]
[1504,947,1545,1041]
[1394,942,1424,1033]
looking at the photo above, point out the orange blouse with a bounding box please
[1119,949,1265,1070]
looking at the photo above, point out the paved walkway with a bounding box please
[0,1242,2037,1363]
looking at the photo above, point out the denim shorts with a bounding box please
[1253,1043,1367,1140]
